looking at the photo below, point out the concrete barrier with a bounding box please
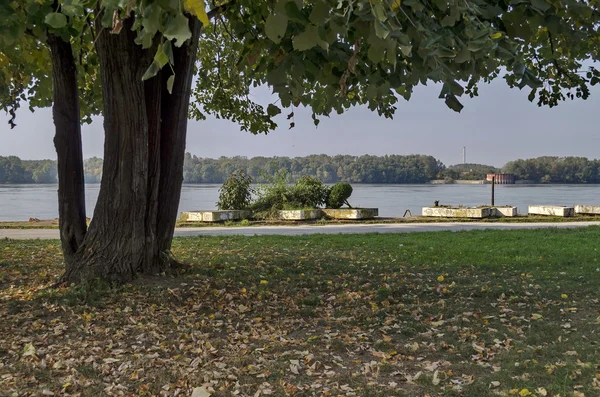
[279,209,322,220]
[528,205,574,217]
[422,207,492,219]
[422,206,517,218]
[574,205,600,215]
[322,208,379,220]
[179,210,252,222]
[492,207,518,217]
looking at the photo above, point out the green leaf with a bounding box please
[267,104,282,117]
[513,61,526,76]
[142,4,162,35]
[438,84,451,99]
[437,47,456,58]
[448,80,464,96]
[142,60,161,80]
[371,3,387,22]
[285,1,309,23]
[454,48,471,63]
[445,94,464,112]
[366,84,378,99]
[293,25,319,51]
[467,39,488,52]
[374,21,390,39]
[265,13,288,44]
[431,0,448,11]
[530,0,552,13]
[154,44,169,68]
[167,75,175,94]
[368,43,385,63]
[399,45,412,57]
[61,4,84,17]
[101,5,116,27]
[386,41,397,67]
[164,13,192,47]
[367,33,387,62]
[45,12,67,29]
[309,1,329,26]
[163,40,174,65]
[440,15,457,27]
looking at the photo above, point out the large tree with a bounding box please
[1,0,598,284]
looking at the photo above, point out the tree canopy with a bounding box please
[2,0,599,131]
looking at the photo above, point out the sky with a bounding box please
[1,79,599,168]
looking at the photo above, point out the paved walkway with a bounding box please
[1,221,599,239]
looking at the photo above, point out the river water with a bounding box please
[1,183,599,221]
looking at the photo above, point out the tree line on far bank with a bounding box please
[2,154,600,184]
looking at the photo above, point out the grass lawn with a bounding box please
[1,228,599,397]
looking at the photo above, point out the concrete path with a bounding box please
[1,221,599,240]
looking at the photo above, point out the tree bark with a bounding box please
[48,35,87,269]
[61,17,200,284]
[156,19,201,255]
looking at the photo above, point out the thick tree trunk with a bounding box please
[157,20,201,255]
[48,35,87,268]
[62,17,200,284]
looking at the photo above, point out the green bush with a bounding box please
[251,173,333,219]
[326,182,353,208]
[290,175,329,208]
[251,170,294,218]
[216,170,253,210]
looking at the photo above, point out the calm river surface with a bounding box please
[1,183,599,221]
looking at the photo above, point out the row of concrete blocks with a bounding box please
[180,208,379,222]
[422,205,600,219]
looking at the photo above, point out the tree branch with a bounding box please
[207,0,236,20]
[547,31,575,84]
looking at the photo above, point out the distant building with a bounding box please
[486,173,516,184]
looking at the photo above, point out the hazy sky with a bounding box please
[1,79,598,167]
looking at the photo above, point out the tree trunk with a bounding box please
[48,35,87,269]
[157,19,201,255]
[62,17,200,284]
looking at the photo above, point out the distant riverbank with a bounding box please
[3,154,600,184]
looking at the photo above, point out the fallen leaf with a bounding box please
[191,386,211,397]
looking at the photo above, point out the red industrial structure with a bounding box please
[486,173,516,184]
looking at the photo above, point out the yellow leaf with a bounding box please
[184,0,210,26]
[437,275,444,282]
[491,32,502,39]
[22,343,36,357]
[260,279,268,285]
[519,389,532,397]
[561,293,568,298]
[392,0,402,11]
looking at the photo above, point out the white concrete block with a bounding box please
[322,208,379,220]
[422,207,491,219]
[528,205,574,217]
[492,207,518,217]
[279,209,322,220]
[179,210,252,222]
[574,205,600,215]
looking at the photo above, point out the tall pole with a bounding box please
[491,176,495,206]
[462,146,466,164]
